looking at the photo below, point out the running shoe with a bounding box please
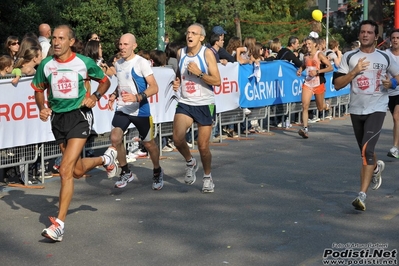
[387,147,399,159]
[202,177,215,193]
[152,168,164,190]
[115,171,136,188]
[371,160,384,190]
[103,147,118,178]
[352,192,366,211]
[185,158,199,185]
[41,217,64,242]
[162,145,174,152]
[298,128,309,139]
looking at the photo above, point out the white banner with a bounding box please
[0,77,54,149]
[0,63,240,149]
[214,62,240,113]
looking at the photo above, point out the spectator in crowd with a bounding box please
[83,39,113,76]
[264,38,281,61]
[71,38,84,54]
[332,20,399,211]
[137,49,152,66]
[386,29,399,159]
[296,36,333,138]
[255,42,265,61]
[237,36,261,65]
[165,42,181,73]
[14,46,43,76]
[15,37,41,61]
[325,39,342,67]
[4,36,20,62]
[106,52,121,77]
[38,23,52,58]
[275,36,302,125]
[211,25,235,63]
[108,33,164,190]
[172,23,221,193]
[85,32,100,43]
[225,36,241,61]
[0,55,21,85]
[31,25,115,242]
[209,33,227,65]
[277,36,302,68]
[150,49,175,152]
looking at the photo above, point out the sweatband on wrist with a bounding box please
[391,78,398,89]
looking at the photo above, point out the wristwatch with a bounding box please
[197,72,204,79]
[93,91,102,101]
[316,70,319,75]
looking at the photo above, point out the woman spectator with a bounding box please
[165,42,181,73]
[85,32,100,43]
[236,36,261,65]
[14,46,43,75]
[4,36,20,62]
[149,49,175,152]
[225,36,241,61]
[83,39,113,76]
[15,37,41,61]
[268,38,281,60]
[325,39,342,67]
[255,42,265,61]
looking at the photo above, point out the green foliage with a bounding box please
[0,0,395,59]
[61,0,124,60]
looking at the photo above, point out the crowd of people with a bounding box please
[2,20,399,243]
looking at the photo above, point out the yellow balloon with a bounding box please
[312,9,323,22]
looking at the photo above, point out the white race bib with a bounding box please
[51,70,79,99]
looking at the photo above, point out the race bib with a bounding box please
[304,66,320,88]
[181,77,201,98]
[51,70,79,99]
[352,70,378,95]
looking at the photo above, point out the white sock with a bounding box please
[186,157,195,165]
[56,218,64,229]
[203,174,212,179]
[101,155,110,166]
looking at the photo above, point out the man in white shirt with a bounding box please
[38,23,51,58]
[333,20,399,211]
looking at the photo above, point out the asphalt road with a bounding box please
[1,113,398,266]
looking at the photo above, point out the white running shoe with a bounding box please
[387,147,399,159]
[41,217,64,242]
[202,177,215,193]
[371,160,384,190]
[184,158,199,185]
[352,192,366,211]
[152,168,164,190]
[103,147,118,178]
[115,171,136,188]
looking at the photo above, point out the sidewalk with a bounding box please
[1,114,398,266]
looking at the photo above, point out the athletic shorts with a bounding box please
[388,95,399,114]
[112,111,154,142]
[51,107,94,145]
[350,112,385,165]
[302,83,326,95]
[175,102,216,126]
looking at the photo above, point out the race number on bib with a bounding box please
[51,70,79,99]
